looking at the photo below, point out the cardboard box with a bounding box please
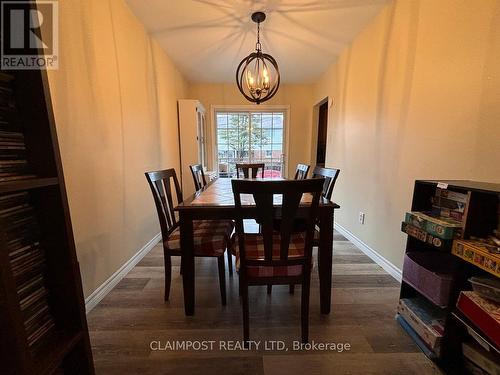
[452,240,500,278]
[457,291,500,349]
[462,341,500,375]
[397,298,444,351]
[401,222,453,250]
[405,211,462,240]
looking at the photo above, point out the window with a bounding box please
[215,110,285,178]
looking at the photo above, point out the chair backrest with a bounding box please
[312,166,340,201]
[189,164,207,192]
[294,163,310,180]
[232,178,324,270]
[236,163,265,179]
[145,169,182,240]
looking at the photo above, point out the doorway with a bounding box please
[316,100,328,166]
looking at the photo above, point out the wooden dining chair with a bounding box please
[294,163,310,180]
[189,164,207,192]
[311,166,340,201]
[288,166,340,295]
[145,168,234,304]
[189,163,234,275]
[231,178,324,344]
[236,163,265,179]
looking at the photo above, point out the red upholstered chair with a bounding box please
[145,168,233,304]
[231,178,324,344]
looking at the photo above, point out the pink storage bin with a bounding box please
[403,252,459,307]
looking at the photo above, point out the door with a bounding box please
[316,101,328,166]
[215,111,285,178]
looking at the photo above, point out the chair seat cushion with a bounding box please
[231,232,309,278]
[165,220,234,257]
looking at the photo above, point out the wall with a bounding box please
[313,0,500,269]
[188,83,315,178]
[45,0,188,298]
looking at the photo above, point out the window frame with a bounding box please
[210,105,290,178]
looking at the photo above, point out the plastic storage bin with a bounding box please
[402,252,459,307]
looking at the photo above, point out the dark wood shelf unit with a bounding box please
[0,177,59,194]
[0,67,94,374]
[399,179,500,373]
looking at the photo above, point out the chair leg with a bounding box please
[289,284,295,294]
[180,256,184,275]
[241,275,250,346]
[217,256,227,306]
[227,250,233,276]
[267,285,272,294]
[301,276,311,343]
[164,253,172,301]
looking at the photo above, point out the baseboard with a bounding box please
[334,222,402,282]
[85,233,162,313]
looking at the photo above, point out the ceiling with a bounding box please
[125,0,388,84]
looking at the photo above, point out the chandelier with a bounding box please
[236,12,280,104]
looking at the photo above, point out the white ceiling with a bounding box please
[125,0,388,84]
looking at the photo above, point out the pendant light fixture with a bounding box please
[236,11,280,104]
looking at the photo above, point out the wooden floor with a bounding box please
[87,231,442,375]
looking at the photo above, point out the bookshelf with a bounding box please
[398,180,500,373]
[0,68,94,373]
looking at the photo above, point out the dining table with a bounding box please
[175,177,340,316]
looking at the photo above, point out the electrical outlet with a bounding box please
[359,212,365,225]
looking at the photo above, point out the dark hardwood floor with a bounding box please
[87,231,442,375]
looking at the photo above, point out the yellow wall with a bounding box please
[189,83,315,178]
[45,0,188,298]
[313,0,500,269]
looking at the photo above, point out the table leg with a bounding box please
[179,212,195,316]
[318,206,334,314]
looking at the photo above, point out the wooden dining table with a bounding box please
[175,177,340,316]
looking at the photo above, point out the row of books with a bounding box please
[0,72,35,182]
[0,191,55,348]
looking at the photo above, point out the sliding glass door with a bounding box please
[215,111,285,178]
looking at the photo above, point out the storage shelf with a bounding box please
[0,177,59,194]
[452,310,500,355]
[32,330,84,375]
[400,180,500,372]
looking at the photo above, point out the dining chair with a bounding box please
[189,163,234,275]
[288,166,340,295]
[294,163,310,180]
[145,168,234,304]
[311,166,340,201]
[236,163,265,179]
[231,178,324,344]
[189,164,207,192]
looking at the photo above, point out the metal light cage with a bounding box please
[236,12,280,105]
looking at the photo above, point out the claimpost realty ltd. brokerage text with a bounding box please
[150,340,351,352]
